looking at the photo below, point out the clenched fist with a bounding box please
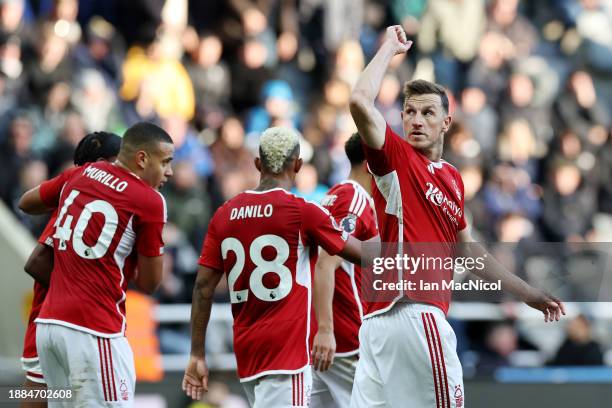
[384,25,413,55]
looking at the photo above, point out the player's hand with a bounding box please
[524,289,566,322]
[182,355,209,400]
[312,329,336,372]
[384,25,413,55]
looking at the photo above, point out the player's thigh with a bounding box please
[36,324,69,390]
[246,369,312,408]
[311,370,335,408]
[350,322,386,408]
[323,356,357,408]
[378,304,463,408]
[437,317,464,408]
[56,327,136,407]
[20,378,47,408]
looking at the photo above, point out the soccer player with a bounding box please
[348,26,565,408]
[19,122,174,407]
[310,133,378,407]
[20,131,122,407]
[182,127,365,407]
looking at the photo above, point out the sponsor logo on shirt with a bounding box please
[424,182,462,227]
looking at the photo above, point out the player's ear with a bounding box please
[294,157,303,173]
[254,157,262,172]
[135,150,148,169]
[442,114,452,133]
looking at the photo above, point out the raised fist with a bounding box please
[384,25,412,55]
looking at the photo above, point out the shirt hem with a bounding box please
[239,363,310,383]
[35,318,125,338]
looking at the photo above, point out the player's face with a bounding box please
[401,94,451,152]
[141,142,174,189]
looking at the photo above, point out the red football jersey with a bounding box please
[35,161,166,337]
[363,124,466,317]
[321,181,377,355]
[199,188,348,381]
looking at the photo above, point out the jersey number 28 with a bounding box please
[222,235,292,304]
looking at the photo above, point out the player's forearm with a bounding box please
[351,42,396,105]
[314,252,340,332]
[465,243,535,301]
[189,275,216,357]
[24,244,53,287]
[18,187,53,215]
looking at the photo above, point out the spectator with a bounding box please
[459,85,498,157]
[73,16,123,84]
[22,22,72,107]
[550,314,604,366]
[292,162,328,203]
[245,79,298,135]
[541,160,596,242]
[418,0,485,91]
[554,70,611,145]
[486,0,539,59]
[162,115,214,179]
[476,322,519,375]
[120,33,195,121]
[211,116,258,194]
[0,112,35,206]
[185,32,231,120]
[162,160,212,249]
[466,31,513,107]
[230,37,272,114]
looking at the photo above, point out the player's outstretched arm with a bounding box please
[458,227,566,322]
[24,244,53,287]
[349,26,412,149]
[183,265,223,400]
[312,249,342,372]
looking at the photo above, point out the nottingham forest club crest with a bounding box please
[340,214,357,234]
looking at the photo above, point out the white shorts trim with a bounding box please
[21,356,46,385]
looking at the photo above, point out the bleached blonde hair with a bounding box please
[259,127,300,174]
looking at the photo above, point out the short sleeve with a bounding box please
[363,124,406,176]
[135,190,166,257]
[302,201,347,256]
[39,166,81,208]
[326,185,367,238]
[198,211,223,271]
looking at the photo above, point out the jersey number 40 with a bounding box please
[222,235,292,304]
[53,189,118,259]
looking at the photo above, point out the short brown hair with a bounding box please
[403,79,449,114]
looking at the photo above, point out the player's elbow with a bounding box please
[18,189,46,214]
[18,195,33,213]
[136,277,161,294]
[349,91,371,116]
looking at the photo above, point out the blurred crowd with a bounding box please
[2,0,612,378]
